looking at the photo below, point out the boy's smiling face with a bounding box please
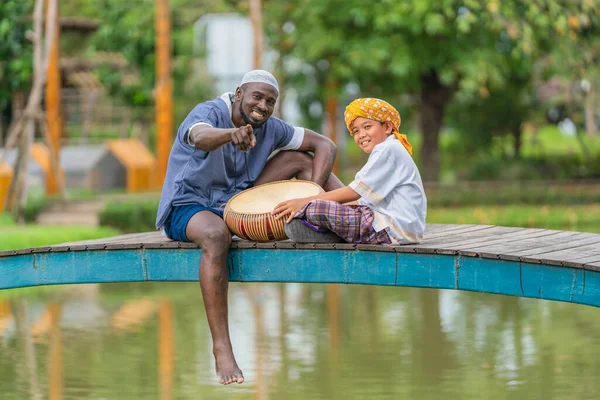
[350,117,393,153]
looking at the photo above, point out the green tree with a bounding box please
[264,0,597,181]
[0,0,34,135]
[448,57,537,159]
[545,10,599,137]
[86,0,221,143]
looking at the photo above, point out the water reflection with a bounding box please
[0,282,599,399]
[158,300,174,400]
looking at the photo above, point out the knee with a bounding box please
[282,150,313,173]
[304,199,330,216]
[193,227,232,256]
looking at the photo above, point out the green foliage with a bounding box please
[447,68,536,154]
[0,0,33,112]
[22,194,50,223]
[1,196,49,224]
[88,0,216,140]
[264,0,598,180]
[90,1,158,109]
[99,199,159,233]
[434,124,600,182]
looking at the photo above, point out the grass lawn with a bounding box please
[0,214,120,251]
[428,204,600,234]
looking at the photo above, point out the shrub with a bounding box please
[23,195,50,223]
[99,199,159,233]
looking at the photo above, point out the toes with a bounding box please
[217,370,244,385]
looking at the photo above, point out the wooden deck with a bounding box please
[1,224,600,307]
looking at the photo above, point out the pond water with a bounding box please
[0,281,599,400]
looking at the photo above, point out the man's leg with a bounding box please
[185,210,244,385]
[254,150,344,191]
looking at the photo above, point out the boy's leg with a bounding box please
[298,200,391,244]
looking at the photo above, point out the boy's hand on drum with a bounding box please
[231,124,256,152]
[272,197,313,223]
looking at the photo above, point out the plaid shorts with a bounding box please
[294,199,391,245]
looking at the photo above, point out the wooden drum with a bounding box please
[224,180,323,242]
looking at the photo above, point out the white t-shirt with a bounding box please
[348,135,427,244]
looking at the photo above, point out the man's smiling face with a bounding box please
[236,83,278,129]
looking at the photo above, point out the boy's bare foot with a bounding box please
[214,345,244,385]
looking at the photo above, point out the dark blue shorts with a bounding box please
[163,205,224,242]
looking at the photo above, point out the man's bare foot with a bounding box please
[214,346,244,385]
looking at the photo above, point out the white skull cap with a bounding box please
[240,70,279,93]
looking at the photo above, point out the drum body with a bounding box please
[224,180,323,242]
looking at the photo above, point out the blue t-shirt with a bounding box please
[155,94,300,229]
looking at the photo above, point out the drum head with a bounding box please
[226,180,323,214]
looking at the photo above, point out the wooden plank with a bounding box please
[56,232,167,247]
[452,228,556,251]
[456,229,566,257]
[466,231,595,260]
[142,242,181,250]
[577,254,600,264]
[396,253,456,289]
[585,260,600,270]
[418,226,525,249]
[458,257,523,296]
[421,224,494,240]
[418,227,503,248]
[424,224,479,235]
[517,232,600,256]
[536,243,600,263]
[520,262,585,303]
[0,251,17,258]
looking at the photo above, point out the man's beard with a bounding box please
[239,100,268,129]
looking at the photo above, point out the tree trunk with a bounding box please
[4,0,58,218]
[273,53,285,120]
[512,124,522,159]
[419,70,452,182]
[325,76,339,176]
[8,120,34,222]
[584,88,597,138]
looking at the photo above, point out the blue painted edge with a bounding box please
[0,248,598,308]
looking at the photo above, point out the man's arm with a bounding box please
[295,129,337,187]
[190,124,256,152]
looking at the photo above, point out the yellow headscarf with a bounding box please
[344,98,413,156]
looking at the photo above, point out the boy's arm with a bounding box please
[316,186,360,203]
[272,186,360,223]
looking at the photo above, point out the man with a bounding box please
[156,70,343,385]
